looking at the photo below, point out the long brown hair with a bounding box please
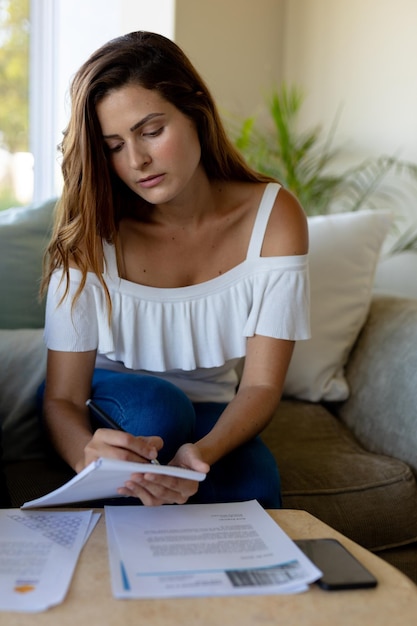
[41,31,274,307]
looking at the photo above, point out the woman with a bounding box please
[40,31,309,508]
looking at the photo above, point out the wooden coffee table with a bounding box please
[1,509,416,625]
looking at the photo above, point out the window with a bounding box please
[0,0,30,210]
[0,0,175,211]
[0,0,62,209]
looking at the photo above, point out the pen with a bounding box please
[86,399,160,465]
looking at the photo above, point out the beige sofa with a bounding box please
[1,199,416,584]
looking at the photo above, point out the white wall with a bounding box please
[175,0,285,120]
[281,0,417,231]
[283,0,417,163]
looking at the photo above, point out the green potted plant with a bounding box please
[231,84,417,250]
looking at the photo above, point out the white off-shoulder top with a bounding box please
[44,183,310,402]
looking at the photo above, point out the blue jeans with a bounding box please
[40,369,282,508]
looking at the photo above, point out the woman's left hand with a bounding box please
[117,443,210,506]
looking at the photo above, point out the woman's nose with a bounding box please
[128,143,151,169]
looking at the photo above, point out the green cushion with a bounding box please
[0,198,56,329]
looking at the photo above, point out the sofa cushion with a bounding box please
[0,198,56,329]
[262,399,417,552]
[339,296,417,475]
[5,459,74,508]
[283,210,391,402]
[0,329,47,463]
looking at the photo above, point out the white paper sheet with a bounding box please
[0,509,99,612]
[22,457,206,508]
[105,500,322,598]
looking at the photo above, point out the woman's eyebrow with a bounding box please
[102,113,165,139]
[130,112,164,132]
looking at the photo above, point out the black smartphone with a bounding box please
[295,538,378,590]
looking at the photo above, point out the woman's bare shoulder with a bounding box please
[262,186,309,257]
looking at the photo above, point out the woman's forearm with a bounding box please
[194,383,281,466]
[42,397,93,472]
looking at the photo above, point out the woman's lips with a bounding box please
[138,174,165,188]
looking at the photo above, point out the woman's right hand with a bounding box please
[79,429,164,472]
[42,349,163,473]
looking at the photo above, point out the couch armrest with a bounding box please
[338,295,417,475]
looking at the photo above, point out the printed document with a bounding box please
[0,509,99,612]
[105,500,321,598]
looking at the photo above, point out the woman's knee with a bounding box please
[91,371,196,459]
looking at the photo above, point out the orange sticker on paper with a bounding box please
[14,585,36,593]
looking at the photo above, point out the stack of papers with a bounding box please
[0,509,100,612]
[105,500,322,598]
